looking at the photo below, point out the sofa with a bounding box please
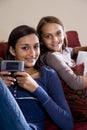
[0,31,87,130]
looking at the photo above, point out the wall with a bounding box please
[0,0,87,45]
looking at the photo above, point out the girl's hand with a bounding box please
[13,71,39,93]
[0,71,16,87]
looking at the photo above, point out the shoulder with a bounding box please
[40,66,57,76]
[40,66,59,85]
[62,47,74,56]
[63,47,73,52]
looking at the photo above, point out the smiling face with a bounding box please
[41,23,65,52]
[10,34,40,68]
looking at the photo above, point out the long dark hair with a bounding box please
[37,16,68,55]
[7,25,38,59]
[6,25,40,69]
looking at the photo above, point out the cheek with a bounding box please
[59,35,64,43]
[61,33,65,40]
[43,38,50,44]
[62,35,65,40]
[44,40,51,48]
[15,50,25,59]
[45,44,52,51]
[37,50,40,57]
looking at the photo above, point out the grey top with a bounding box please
[40,47,84,90]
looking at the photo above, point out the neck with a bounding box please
[25,67,40,79]
[25,67,37,75]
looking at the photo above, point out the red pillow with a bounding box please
[71,63,84,75]
[61,63,87,121]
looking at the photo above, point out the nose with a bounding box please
[29,48,35,57]
[52,36,58,42]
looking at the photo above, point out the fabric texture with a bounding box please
[62,63,87,121]
[8,66,73,130]
[71,63,84,76]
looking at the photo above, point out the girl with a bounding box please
[37,16,87,90]
[0,25,73,130]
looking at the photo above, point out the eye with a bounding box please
[21,46,29,50]
[43,34,52,39]
[56,31,62,36]
[34,44,40,49]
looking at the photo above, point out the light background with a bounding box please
[0,0,87,45]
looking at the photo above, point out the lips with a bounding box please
[51,42,60,47]
[25,58,36,63]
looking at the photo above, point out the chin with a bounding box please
[26,63,35,68]
[51,49,59,52]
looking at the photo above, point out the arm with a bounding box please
[13,68,73,129]
[0,78,37,130]
[33,69,73,130]
[45,52,84,90]
[74,46,87,54]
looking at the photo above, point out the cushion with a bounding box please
[74,122,87,130]
[0,42,8,59]
[66,31,81,47]
[45,119,58,130]
[71,63,84,75]
[62,63,87,121]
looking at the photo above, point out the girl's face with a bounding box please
[10,34,40,68]
[41,23,65,52]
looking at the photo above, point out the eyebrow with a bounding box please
[42,33,51,37]
[16,44,28,46]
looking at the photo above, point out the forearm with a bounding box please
[46,53,84,90]
[33,87,73,130]
[57,65,84,90]
[74,46,87,54]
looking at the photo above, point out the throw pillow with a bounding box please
[71,63,84,75]
[62,63,87,121]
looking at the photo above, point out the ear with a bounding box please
[9,46,16,56]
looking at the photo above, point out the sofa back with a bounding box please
[66,30,81,47]
[0,42,8,59]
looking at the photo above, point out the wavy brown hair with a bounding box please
[37,16,68,54]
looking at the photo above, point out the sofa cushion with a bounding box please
[71,63,84,75]
[0,42,8,59]
[66,31,81,47]
[61,63,87,121]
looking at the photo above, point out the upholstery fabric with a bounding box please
[66,31,81,47]
[0,42,8,59]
